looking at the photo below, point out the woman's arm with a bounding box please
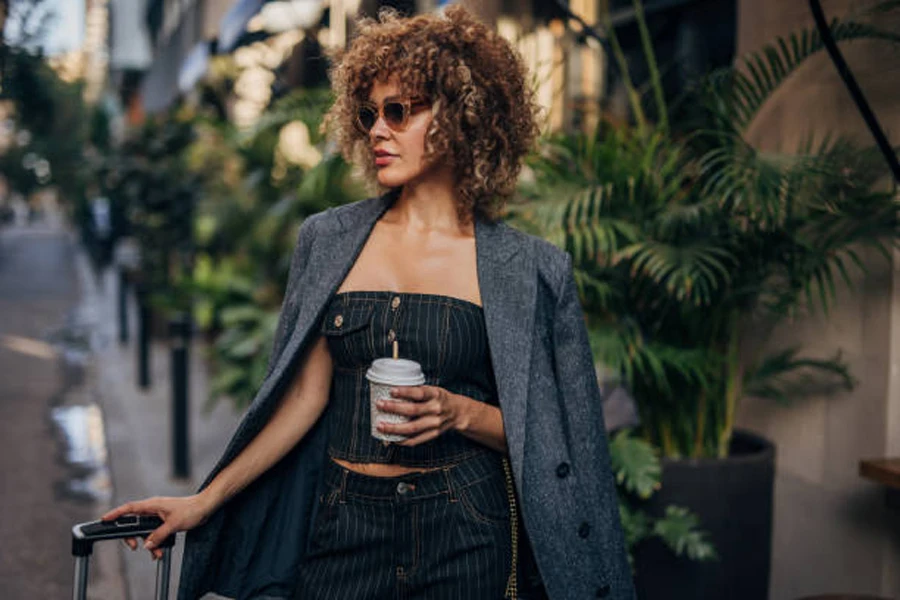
[452,397,507,453]
[376,387,508,454]
[101,334,333,555]
[201,334,333,510]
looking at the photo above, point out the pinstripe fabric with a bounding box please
[321,291,498,467]
[301,291,514,599]
[297,452,512,599]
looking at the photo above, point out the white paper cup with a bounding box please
[366,357,425,442]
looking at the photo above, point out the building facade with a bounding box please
[140,0,231,113]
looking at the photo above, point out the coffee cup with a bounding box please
[366,357,425,442]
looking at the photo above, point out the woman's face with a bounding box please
[365,78,434,188]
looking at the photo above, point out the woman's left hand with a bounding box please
[376,385,469,446]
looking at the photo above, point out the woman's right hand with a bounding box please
[100,494,215,560]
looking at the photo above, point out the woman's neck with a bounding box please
[390,167,471,236]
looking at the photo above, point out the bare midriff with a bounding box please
[331,457,443,477]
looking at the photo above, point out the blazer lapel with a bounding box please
[267,193,536,485]
[475,217,535,485]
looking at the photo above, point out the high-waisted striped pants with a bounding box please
[295,452,514,599]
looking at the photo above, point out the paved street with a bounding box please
[0,218,125,599]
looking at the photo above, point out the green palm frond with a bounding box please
[744,347,855,404]
[706,19,900,132]
[519,181,656,262]
[790,202,898,314]
[527,125,688,190]
[651,199,721,240]
[619,241,735,305]
[588,322,717,398]
[699,140,801,219]
[700,129,898,238]
[852,0,900,19]
[522,131,701,270]
[573,268,625,310]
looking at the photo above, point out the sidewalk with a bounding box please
[76,249,242,600]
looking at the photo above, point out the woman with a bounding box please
[102,7,634,600]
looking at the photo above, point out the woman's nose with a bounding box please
[369,114,391,141]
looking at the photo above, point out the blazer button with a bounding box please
[596,584,611,597]
[333,314,343,328]
[555,462,570,478]
[578,521,591,539]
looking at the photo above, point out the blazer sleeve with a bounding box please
[552,250,611,450]
[552,251,636,598]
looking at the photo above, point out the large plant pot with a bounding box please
[632,429,775,600]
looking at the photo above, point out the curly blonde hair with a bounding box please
[323,5,541,224]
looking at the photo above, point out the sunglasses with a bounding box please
[355,97,431,134]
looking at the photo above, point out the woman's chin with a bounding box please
[376,169,410,188]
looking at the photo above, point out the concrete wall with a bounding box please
[734,1,900,598]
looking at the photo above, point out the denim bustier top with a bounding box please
[319,290,499,467]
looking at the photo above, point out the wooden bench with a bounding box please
[859,458,900,510]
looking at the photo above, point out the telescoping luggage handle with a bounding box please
[71,515,176,600]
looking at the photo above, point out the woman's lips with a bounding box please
[375,155,396,167]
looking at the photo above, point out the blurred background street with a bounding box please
[0,208,84,599]
[0,206,124,598]
[1,0,900,599]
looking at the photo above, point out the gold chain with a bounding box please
[502,457,518,599]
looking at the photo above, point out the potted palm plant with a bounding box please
[512,2,900,597]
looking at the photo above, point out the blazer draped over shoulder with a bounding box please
[176,193,635,600]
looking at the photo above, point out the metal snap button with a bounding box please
[333,314,343,328]
[397,481,410,494]
[578,521,591,539]
[387,329,396,342]
[391,296,401,309]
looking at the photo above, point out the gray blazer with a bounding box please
[177,192,635,600]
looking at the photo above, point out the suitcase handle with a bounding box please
[72,516,175,600]
[72,516,176,557]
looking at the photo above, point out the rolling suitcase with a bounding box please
[71,515,176,600]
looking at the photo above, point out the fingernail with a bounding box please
[144,540,153,550]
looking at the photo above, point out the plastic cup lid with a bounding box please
[366,358,425,386]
